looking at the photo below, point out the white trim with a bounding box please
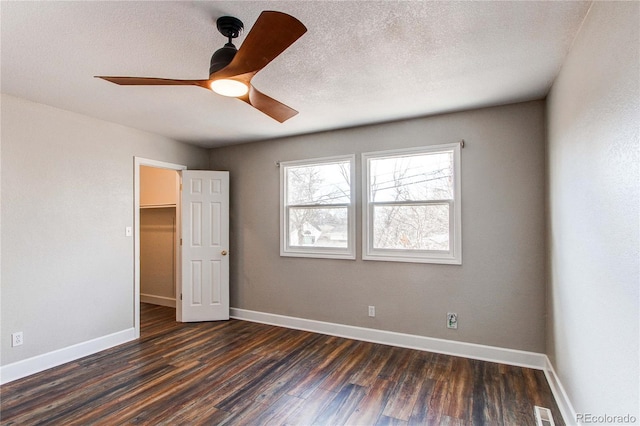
[134,157,186,334]
[230,308,546,369]
[229,308,575,425]
[0,308,575,426]
[0,328,135,385]
[543,356,578,425]
[280,154,356,260]
[140,294,177,308]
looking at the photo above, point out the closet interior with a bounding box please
[140,166,179,309]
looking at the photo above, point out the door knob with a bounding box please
[221,250,228,256]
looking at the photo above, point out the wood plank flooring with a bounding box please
[1,304,564,425]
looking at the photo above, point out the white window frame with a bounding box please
[280,154,356,260]
[362,143,462,264]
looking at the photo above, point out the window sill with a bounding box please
[362,252,461,265]
[281,250,356,260]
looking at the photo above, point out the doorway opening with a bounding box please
[133,158,186,338]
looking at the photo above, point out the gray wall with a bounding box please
[210,100,546,352]
[547,1,639,419]
[1,94,208,365]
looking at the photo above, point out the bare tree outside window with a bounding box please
[281,156,355,259]
[281,146,459,263]
[363,144,461,264]
[370,152,453,251]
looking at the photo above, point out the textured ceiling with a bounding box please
[1,1,591,147]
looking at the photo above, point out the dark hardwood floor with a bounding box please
[1,304,563,425]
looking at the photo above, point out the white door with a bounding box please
[179,170,229,322]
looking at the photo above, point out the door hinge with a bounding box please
[180,238,182,246]
[180,293,183,301]
[180,183,182,191]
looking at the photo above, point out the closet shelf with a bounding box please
[140,204,176,209]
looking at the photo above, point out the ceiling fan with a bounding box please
[96,11,307,123]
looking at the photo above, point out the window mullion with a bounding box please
[287,202,351,209]
[370,200,451,207]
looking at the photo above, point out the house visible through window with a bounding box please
[280,155,355,259]
[362,143,461,264]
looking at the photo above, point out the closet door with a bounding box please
[179,170,229,322]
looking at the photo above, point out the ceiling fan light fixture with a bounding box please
[210,79,249,97]
[96,11,306,122]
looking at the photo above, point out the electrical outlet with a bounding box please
[368,306,375,317]
[447,313,458,329]
[11,332,23,347]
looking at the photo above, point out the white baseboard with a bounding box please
[543,356,578,425]
[1,308,575,426]
[230,308,547,369]
[141,293,176,308]
[0,328,136,385]
[231,308,577,424]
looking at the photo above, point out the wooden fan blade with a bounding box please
[240,85,298,123]
[96,76,210,89]
[212,11,307,79]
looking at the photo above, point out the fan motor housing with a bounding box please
[209,43,237,75]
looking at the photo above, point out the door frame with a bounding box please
[133,157,186,338]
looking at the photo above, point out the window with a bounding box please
[280,155,356,259]
[363,143,461,264]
